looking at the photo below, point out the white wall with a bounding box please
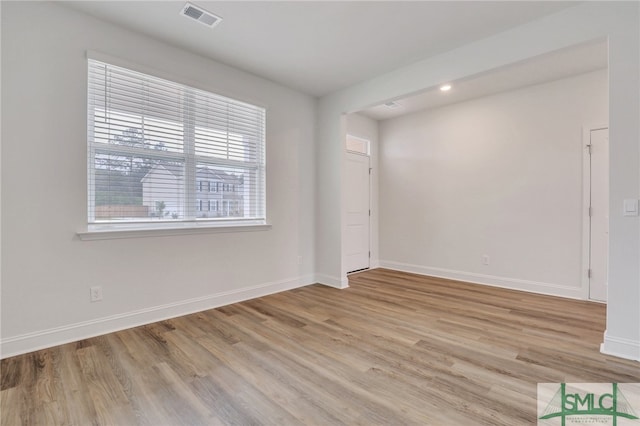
[378,70,607,298]
[345,113,379,273]
[317,2,639,360]
[0,2,316,357]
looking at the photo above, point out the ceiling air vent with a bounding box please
[180,2,222,28]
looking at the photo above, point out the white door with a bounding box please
[345,152,370,273]
[589,128,609,302]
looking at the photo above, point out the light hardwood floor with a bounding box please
[2,269,638,425]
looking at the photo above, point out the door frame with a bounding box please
[581,124,608,302]
[345,135,372,275]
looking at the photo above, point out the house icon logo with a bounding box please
[538,383,640,425]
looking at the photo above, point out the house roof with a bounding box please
[196,167,243,183]
[141,163,243,183]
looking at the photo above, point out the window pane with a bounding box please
[93,155,146,220]
[346,134,370,155]
[93,109,184,154]
[195,126,258,162]
[193,164,263,219]
[141,161,185,220]
[92,153,184,221]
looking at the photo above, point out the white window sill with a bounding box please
[77,221,271,241]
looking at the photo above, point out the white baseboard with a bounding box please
[0,274,315,359]
[601,330,640,361]
[379,260,584,300]
[315,273,349,289]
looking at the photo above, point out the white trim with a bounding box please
[77,222,271,240]
[379,260,584,300]
[0,274,313,359]
[315,273,349,289]
[601,330,640,361]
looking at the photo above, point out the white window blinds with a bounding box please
[87,59,266,225]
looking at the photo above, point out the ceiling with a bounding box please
[360,40,608,120]
[61,1,577,97]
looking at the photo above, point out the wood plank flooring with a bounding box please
[2,269,638,425]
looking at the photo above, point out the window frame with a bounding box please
[82,54,269,239]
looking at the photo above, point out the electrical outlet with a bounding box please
[90,286,103,302]
[482,255,490,266]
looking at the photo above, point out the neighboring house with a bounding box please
[141,163,184,219]
[194,167,245,218]
[141,164,244,219]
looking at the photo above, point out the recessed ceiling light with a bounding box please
[440,84,452,92]
[180,2,222,28]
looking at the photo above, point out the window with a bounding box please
[346,134,370,156]
[87,59,266,227]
